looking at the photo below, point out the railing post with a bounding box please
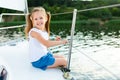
[67,9,77,69]
[0,14,3,22]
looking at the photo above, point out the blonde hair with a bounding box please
[25,7,51,37]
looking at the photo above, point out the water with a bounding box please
[0,28,120,80]
[50,32,120,80]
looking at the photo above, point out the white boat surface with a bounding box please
[0,40,65,80]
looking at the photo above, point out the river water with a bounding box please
[0,27,120,80]
[50,32,120,80]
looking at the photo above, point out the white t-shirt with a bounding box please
[28,28,49,62]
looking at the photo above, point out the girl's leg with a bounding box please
[47,57,67,69]
[53,54,65,58]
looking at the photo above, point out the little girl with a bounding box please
[25,7,68,70]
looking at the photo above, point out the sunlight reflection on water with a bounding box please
[50,32,120,80]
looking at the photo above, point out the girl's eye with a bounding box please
[34,17,43,20]
[34,18,38,20]
[39,17,43,19]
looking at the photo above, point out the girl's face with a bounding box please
[31,11,47,30]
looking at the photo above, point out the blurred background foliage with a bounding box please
[1,0,120,36]
[0,0,120,21]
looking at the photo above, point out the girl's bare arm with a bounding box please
[30,31,68,48]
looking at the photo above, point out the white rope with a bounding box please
[51,4,120,16]
[0,25,24,30]
[78,3,120,12]
[52,11,72,16]
[1,13,26,16]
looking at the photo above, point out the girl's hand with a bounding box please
[62,39,68,44]
[55,36,61,41]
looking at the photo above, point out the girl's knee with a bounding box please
[48,58,67,68]
[60,55,65,58]
[56,58,67,66]
[54,55,65,58]
[62,58,67,66]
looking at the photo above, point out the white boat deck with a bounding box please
[0,41,65,80]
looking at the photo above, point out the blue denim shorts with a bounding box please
[31,52,55,70]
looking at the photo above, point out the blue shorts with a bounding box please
[31,52,55,70]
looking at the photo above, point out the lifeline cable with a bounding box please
[51,4,120,16]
